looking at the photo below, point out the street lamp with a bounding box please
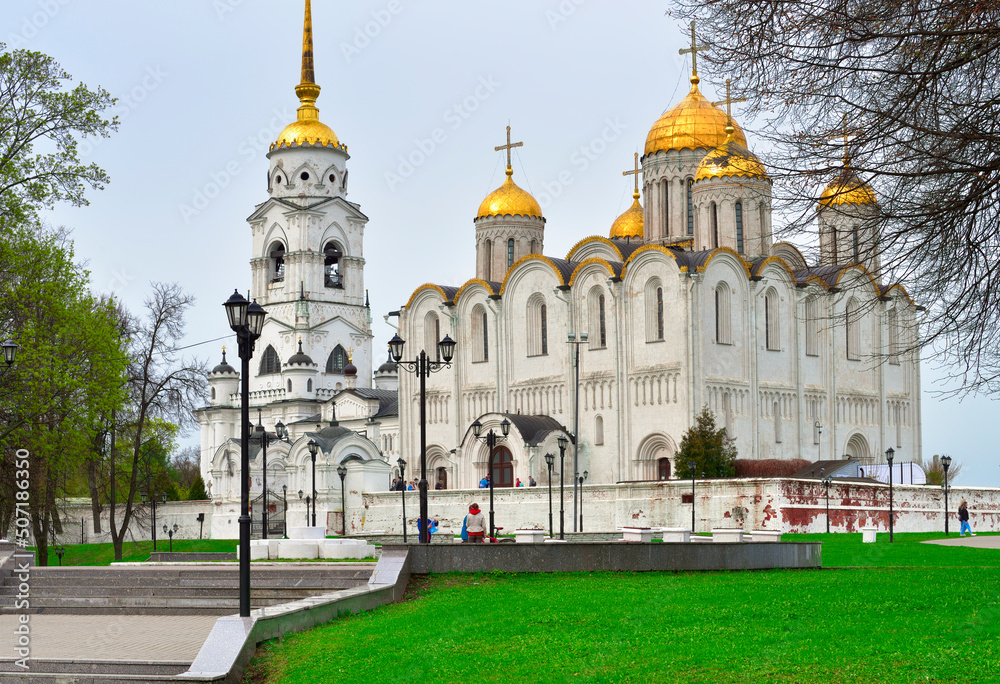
[471,417,511,539]
[822,476,832,533]
[885,447,895,543]
[941,455,952,535]
[578,470,589,532]
[281,484,288,538]
[307,439,320,528]
[397,456,407,542]
[163,523,179,552]
[686,461,698,534]
[53,546,65,565]
[141,491,167,551]
[814,421,823,461]
[557,435,568,539]
[2,339,18,368]
[389,332,456,543]
[223,288,266,618]
[253,410,280,539]
[544,452,555,538]
[337,464,348,536]
[567,332,588,531]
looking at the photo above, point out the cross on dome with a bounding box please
[830,113,857,167]
[712,79,746,133]
[623,151,641,197]
[678,20,709,83]
[495,125,524,172]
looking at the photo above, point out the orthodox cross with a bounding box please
[678,20,709,77]
[623,152,641,194]
[712,79,745,126]
[830,114,855,166]
[495,125,524,169]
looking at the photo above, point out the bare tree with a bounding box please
[672,1,1000,393]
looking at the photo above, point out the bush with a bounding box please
[734,459,811,478]
[186,475,208,500]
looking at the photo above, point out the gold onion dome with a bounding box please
[695,126,769,182]
[477,166,543,219]
[272,0,342,151]
[610,189,644,240]
[820,170,877,208]
[645,77,748,155]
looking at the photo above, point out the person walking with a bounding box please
[465,502,487,543]
[958,499,975,537]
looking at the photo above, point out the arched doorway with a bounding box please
[658,458,671,480]
[435,467,448,489]
[491,446,514,487]
[845,433,871,464]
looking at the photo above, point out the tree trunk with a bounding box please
[87,458,103,534]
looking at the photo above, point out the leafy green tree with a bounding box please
[675,407,738,479]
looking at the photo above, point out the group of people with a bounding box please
[477,475,537,488]
[390,478,416,491]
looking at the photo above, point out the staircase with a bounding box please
[0,562,375,615]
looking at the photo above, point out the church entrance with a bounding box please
[435,467,448,489]
[658,458,671,480]
[491,446,514,487]
[250,489,287,538]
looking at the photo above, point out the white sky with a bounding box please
[10,0,996,486]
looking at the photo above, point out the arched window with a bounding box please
[686,179,694,235]
[287,379,293,393]
[735,202,744,254]
[805,296,820,357]
[491,446,514,487]
[507,238,515,269]
[661,179,670,237]
[307,379,313,393]
[324,241,344,288]
[852,227,860,263]
[259,345,282,374]
[484,239,492,281]
[423,312,439,359]
[268,242,285,283]
[527,295,548,356]
[530,239,538,254]
[846,298,861,360]
[595,415,604,445]
[887,308,900,364]
[471,305,488,363]
[644,279,665,342]
[711,202,719,249]
[765,289,780,351]
[326,345,349,373]
[435,318,441,361]
[210,387,216,400]
[714,283,732,345]
[589,287,607,349]
[774,401,782,443]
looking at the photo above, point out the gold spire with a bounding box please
[712,79,746,140]
[611,152,644,240]
[272,0,342,151]
[678,20,709,85]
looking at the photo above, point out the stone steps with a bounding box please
[0,659,189,676]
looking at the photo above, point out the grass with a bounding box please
[33,539,238,566]
[245,533,1000,683]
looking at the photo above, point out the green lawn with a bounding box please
[34,539,238,566]
[245,533,1000,683]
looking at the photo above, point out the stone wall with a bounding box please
[49,500,221,546]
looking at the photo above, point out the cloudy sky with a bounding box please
[10,0,994,486]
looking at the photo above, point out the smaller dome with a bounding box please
[610,190,644,240]
[695,129,769,183]
[286,339,314,366]
[211,348,237,375]
[376,350,398,374]
[274,118,340,150]
[477,167,543,220]
[820,171,877,208]
[343,360,357,377]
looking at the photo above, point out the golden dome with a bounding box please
[695,128,769,182]
[477,167,543,220]
[819,171,877,208]
[645,77,747,156]
[610,189,644,240]
[274,115,340,149]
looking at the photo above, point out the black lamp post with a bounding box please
[557,435,568,539]
[307,439,319,528]
[141,491,167,551]
[53,546,65,565]
[389,332,456,544]
[397,457,407,542]
[163,523,178,552]
[253,410,279,539]
[688,460,697,534]
[578,470,589,532]
[223,288,266,618]
[282,484,288,538]
[942,455,952,535]
[822,476,832,533]
[544,452,555,538]
[1,339,18,370]
[337,464,347,536]
[472,417,511,539]
[885,447,895,543]
[298,490,308,525]
[568,332,588,531]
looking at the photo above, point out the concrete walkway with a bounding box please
[922,534,1000,549]
[0,614,218,662]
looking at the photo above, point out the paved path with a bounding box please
[0,614,218,662]
[922,534,1000,549]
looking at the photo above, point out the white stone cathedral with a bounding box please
[397,60,921,489]
[195,1,396,537]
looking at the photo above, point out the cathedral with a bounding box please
[397,45,921,490]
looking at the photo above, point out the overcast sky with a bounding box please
[10,0,995,486]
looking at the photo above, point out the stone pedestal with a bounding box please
[622,527,654,543]
[288,526,325,540]
[515,529,546,544]
[660,528,691,543]
[712,529,744,543]
[862,527,877,543]
[749,530,781,543]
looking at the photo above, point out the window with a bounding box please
[541,304,548,355]
[287,379,292,393]
[259,345,282,374]
[686,179,694,235]
[307,379,313,392]
[507,238,515,269]
[644,279,664,342]
[269,242,285,283]
[210,387,216,400]
[435,318,441,361]
[472,306,488,363]
[735,202,744,254]
[658,458,671,480]
[846,298,861,360]
[805,297,820,357]
[530,239,538,254]
[888,308,900,364]
[324,241,343,288]
[491,446,514,487]
[424,312,439,359]
[714,283,732,345]
[765,289,780,351]
[662,179,670,237]
[853,227,860,263]
[711,202,719,249]
[599,296,606,347]
[774,401,782,443]
[595,415,604,445]
[527,295,548,356]
[326,345,349,373]
[589,287,607,349]
[484,240,492,281]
